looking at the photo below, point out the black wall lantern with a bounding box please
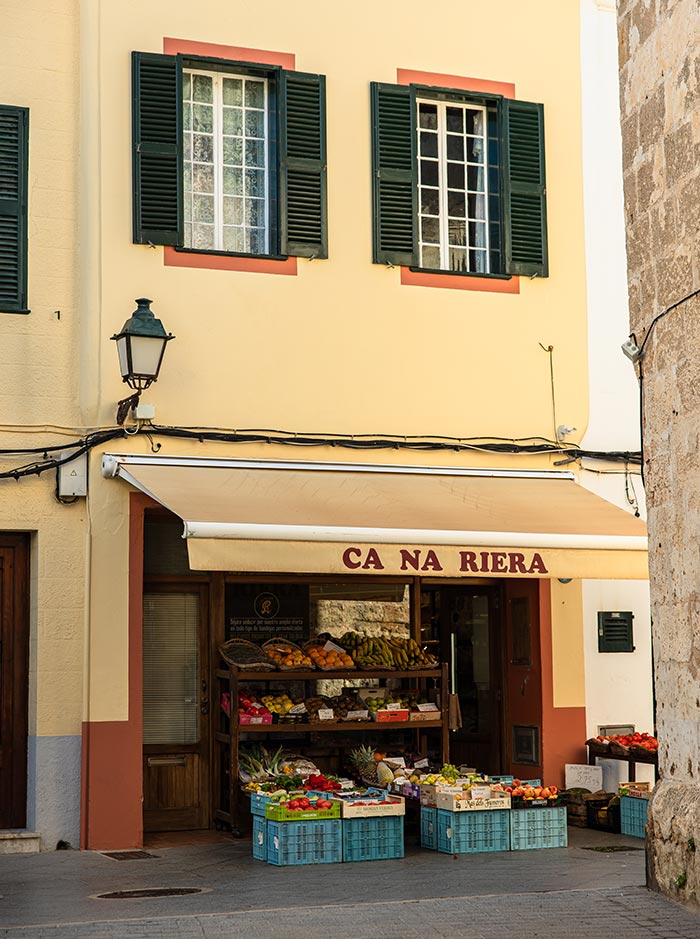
[111,298,174,423]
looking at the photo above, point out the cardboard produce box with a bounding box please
[436,786,511,812]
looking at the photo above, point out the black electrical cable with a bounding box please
[0,424,641,485]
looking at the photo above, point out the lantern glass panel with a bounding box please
[116,335,130,380]
[130,335,166,379]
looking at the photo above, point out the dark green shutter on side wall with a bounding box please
[504,99,548,278]
[371,83,416,266]
[0,106,29,313]
[280,71,327,259]
[132,52,183,246]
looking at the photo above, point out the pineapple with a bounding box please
[349,744,378,784]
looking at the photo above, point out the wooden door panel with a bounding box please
[142,585,209,832]
[0,535,29,830]
[504,580,543,780]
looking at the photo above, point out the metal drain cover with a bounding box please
[96,887,204,900]
[581,845,644,852]
[101,851,159,861]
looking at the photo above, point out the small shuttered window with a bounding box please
[0,106,29,313]
[132,52,327,260]
[370,82,548,278]
[597,611,635,653]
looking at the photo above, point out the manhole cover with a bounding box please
[101,851,159,861]
[96,887,204,900]
[581,845,644,852]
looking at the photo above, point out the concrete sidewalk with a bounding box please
[0,827,697,938]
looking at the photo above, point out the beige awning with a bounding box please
[103,454,648,579]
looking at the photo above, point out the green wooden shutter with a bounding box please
[371,83,416,266]
[0,107,29,313]
[280,71,327,259]
[503,99,548,277]
[597,611,635,653]
[132,52,183,246]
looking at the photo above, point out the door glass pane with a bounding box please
[453,594,491,735]
[143,593,199,745]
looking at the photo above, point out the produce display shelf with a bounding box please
[510,806,568,851]
[267,818,342,866]
[229,720,444,734]
[252,815,267,861]
[266,801,341,822]
[437,808,510,854]
[620,794,648,839]
[421,806,437,850]
[342,815,404,862]
[231,668,442,681]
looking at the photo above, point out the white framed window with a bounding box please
[183,69,269,255]
[417,98,490,274]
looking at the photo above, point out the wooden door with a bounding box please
[0,535,30,829]
[142,585,210,831]
[503,580,543,780]
[444,586,504,773]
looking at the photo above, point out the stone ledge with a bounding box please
[0,832,41,855]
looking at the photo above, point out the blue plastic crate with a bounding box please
[267,819,342,866]
[252,814,267,861]
[421,806,437,850]
[621,795,648,839]
[250,791,275,817]
[437,809,511,854]
[489,775,514,785]
[343,815,404,862]
[510,806,568,850]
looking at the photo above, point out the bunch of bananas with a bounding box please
[387,636,438,668]
[351,637,396,668]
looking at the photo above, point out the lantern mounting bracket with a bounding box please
[115,391,141,426]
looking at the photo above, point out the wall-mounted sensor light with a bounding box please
[621,337,641,362]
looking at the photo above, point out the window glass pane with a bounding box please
[420,133,438,158]
[193,163,214,193]
[183,73,192,101]
[245,198,266,227]
[470,249,487,272]
[420,160,438,187]
[446,134,464,161]
[223,226,245,252]
[421,216,440,243]
[468,193,486,219]
[466,136,485,163]
[467,164,485,191]
[246,110,265,138]
[183,104,191,131]
[223,107,243,136]
[223,196,244,225]
[245,80,265,108]
[193,74,213,103]
[193,134,214,163]
[222,77,243,106]
[143,593,199,746]
[421,188,439,215]
[469,221,487,248]
[421,245,441,268]
[223,138,243,166]
[193,193,215,222]
[247,228,266,253]
[465,110,484,136]
[449,247,467,271]
[448,190,465,217]
[245,139,265,167]
[193,104,213,134]
[446,107,463,133]
[245,168,265,197]
[223,166,244,195]
[447,162,464,189]
[419,103,437,130]
[448,219,466,246]
[193,224,215,250]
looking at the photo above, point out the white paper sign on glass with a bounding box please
[318,708,335,721]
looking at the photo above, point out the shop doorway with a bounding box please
[421,580,542,778]
[142,584,210,832]
[0,534,30,829]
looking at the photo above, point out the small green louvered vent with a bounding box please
[598,611,634,653]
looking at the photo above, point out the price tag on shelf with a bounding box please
[318,708,335,721]
[346,710,369,721]
[289,703,307,715]
[386,756,406,768]
[385,702,404,711]
[249,717,263,724]
[470,785,491,800]
[323,640,346,654]
[415,758,430,769]
[417,702,439,712]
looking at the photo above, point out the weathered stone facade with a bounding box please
[618,0,700,905]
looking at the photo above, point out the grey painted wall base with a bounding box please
[26,735,81,851]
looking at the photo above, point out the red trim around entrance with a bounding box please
[80,492,154,850]
[539,581,587,788]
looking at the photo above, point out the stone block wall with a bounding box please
[618,0,700,905]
